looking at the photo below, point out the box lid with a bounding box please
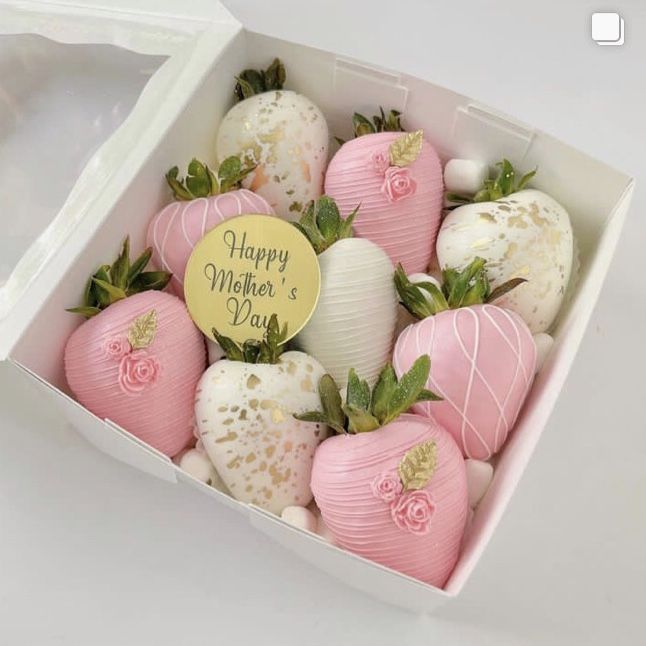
[0,0,241,359]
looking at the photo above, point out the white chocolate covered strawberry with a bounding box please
[195,316,326,514]
[300,357,468,587]
[439,160,574,333]
[293,196,397,388]
[216,59,328,220]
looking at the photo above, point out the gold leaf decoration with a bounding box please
[389,129,423,167]
[398,440,437,490]
[128,309,158,350]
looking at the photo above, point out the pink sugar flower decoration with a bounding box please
[370,149,391,175]
[390,489,436,536]
[371,471,403,502]
[118,350,160,395]
[104,336,131,360]
[381,166,417,202]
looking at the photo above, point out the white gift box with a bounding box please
[0,1,634,613]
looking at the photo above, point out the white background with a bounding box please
[1,1,645,644]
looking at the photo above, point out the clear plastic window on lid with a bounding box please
[0,33,166,317]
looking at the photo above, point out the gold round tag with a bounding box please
[184,214,320,344]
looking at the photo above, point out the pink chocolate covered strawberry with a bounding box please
[299,357,468,588]
[147,157,274,298]
[324,109,443,273]
[393,258,536,460]
[64,239,206,457]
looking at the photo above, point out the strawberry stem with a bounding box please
[293,196,358,255]
[166,157,256,201]
[447,159,537,204]
[395,257,526,320]
[234,58,286,101]
[212,314,288,365]
[295,356,441,434]
[66,237,171,318]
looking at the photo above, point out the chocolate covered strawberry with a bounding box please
[439,159,574,333]
[300,357,468,588]
[195,316,326,514]
[65,238,206,457]
[293,196,397,387]
[216,58,328,219]
[324,109,443,273]
[393,258,536,460]
[147,157,274,299]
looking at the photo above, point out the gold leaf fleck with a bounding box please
[127,309,158,350]
[389,130,423,167]
[398,440,438,490]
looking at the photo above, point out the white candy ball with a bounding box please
[444,159,489,195]
[465,459,494,508]
[533,332,554,373]
[207,339,225,365]
[281,506,318,533]
[179,448,217,484]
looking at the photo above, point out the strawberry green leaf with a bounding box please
[371,363,398,423]
[343,403,380,433]
[295,196,356,255]
[129,271,172,293]
[65,306,102,319]
[487,277,528,303]
[92,278,126,304]
[383,355,433,425]
[319,374,346,434]
[352,112,377,137]
[110,237,130,291]
[346,369,371,412]
[127,247,153,287]
[218,156,242,182]
[212,328,245,362]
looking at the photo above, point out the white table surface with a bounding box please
[1,1,645,644]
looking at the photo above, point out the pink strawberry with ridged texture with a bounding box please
[324,111,443,273]
[312,414,467,587]
[64,240,206,457]
[393,260,536,460]
[147,158,274,298]
[299,357,468,587]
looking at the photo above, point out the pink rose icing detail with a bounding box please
[104,336,131,360]
[390,489,436,536]
[370,149,391,175]
[118,350,160,395]
[381,166,417,202]
[371,471,403,502]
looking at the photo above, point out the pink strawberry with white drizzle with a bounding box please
[324,109,443,273]
[393,258,536,460]
[147,157,274,299]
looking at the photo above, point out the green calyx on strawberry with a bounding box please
[334,107,405,146]
[165,156,257,201]
[296,355,441,434]
[395,257,527,320]
[446,158,537,206]
[234,58,286,101]
[352,107,404,137]
[293,195,359,255]
[66,237,171,319]
[212,314,288,365]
